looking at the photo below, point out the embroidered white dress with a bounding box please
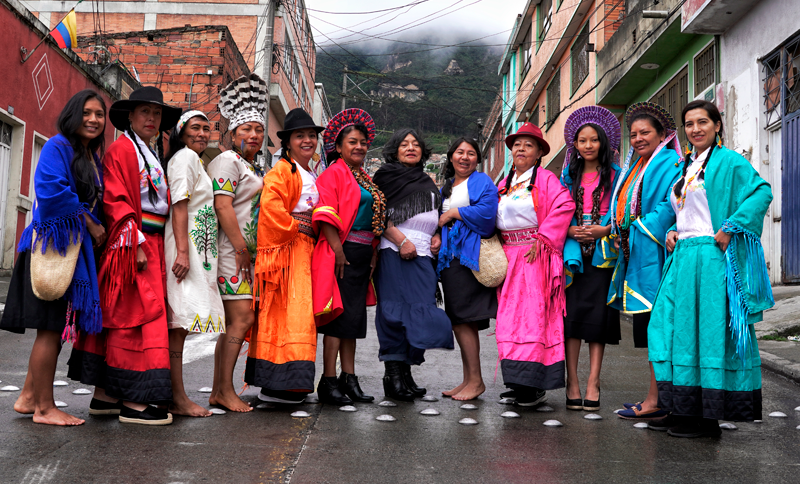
[165,147,225,332]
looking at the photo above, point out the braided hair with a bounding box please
[126,126,161,205]
[673,100,724,198]
[442,137,481,199]
[279,136,298,173]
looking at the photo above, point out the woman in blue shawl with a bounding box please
[0,90,108,426]
[647,101,773,437]
[437,137,498,401]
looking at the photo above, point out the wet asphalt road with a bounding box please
[1,310,799,484]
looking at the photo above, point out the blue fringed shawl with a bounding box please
[699,145,774,363]
[17,134,103,334]
[437,171,498,274]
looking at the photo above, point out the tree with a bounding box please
[190,205,218,270]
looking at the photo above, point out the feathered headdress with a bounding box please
[219,73,268,132]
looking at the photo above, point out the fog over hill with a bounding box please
[315,30,505,154]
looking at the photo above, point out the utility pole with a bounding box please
[260,0,275,168]
[341,65,348,112]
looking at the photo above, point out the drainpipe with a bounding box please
[261,0,276,169]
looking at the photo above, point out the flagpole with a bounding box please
[20,0,84,64]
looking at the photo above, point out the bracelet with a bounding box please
[399,237,408,248]
[235,247,248,255]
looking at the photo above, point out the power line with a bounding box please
[306,1,430,15]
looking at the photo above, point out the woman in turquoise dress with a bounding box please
[610,103,682,420]
[647,100,773,438]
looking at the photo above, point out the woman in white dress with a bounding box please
[164,110,225,417]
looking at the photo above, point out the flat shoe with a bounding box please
[582,399,600,411]
[623,402,642,410]
[89,398,123,416]
[566,398,583,411]
[617,407,668,420]
[119,405,173,426]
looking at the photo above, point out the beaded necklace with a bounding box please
[345,161,386,236]
[575,170,604,256]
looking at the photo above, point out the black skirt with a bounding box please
[317,241,373,339]
[440,257,497,330]
[0,250,69,334]
[564,255,620,344]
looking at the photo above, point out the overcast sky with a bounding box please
[305,0,529,47]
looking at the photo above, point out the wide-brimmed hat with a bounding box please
[625,102,676,132]
[277,108,325,141]
[504,122,550,156]
[109,86,181,132]
[323,108,376,155]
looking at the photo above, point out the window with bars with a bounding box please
[538,0,553,48]
[694,43,716,96]
[651,66,689,149]
[762,35,800,126]
[521,27,532,83]
[571,24,590,95]
[547,69,561,126]
[0,120,12,146]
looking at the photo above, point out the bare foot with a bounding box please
[170,399,213,417]
[442,381,467,397]
[208,390,218,407]
[14,393,35,415]
[452,381,486,401]
[212,389,252,413]
[32,407,85,426]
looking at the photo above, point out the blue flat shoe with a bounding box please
[622,402,642,410]
[617,407,668,420]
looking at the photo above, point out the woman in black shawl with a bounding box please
[372,129,454,401]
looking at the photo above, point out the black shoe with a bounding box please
[514,388,547,407]
[118,405,173,425]
[499,390,517,400]
[566,398,583,411]
[400,363,426,397]
[667,418,722,438]
[338,372,374,403]
[383,361,415,402]
[648,413,680,432]
[583,390,600,411]
[317,376,352,405]
[89,398,123,416]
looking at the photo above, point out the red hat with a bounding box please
[505,122,551,156]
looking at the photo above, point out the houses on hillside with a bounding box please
[481,0,799,284]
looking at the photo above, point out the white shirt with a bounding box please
[670,148,715,240]
[380,208,439,258]
[442,179,470,212]
[125,131,169,244]
[292,163,319,213]
[497,166,538,231]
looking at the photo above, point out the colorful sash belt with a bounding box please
[142,211,168,234]
[345,230,375,245]
[500,227,538,246]
[291,211,316,238]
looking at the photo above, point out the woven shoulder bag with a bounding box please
[30,228,82,301]
[471,234,508,288]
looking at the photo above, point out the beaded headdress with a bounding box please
[176,110,209,134]
[624,102,676,132]
[323,108,376,155]
[219,73,267,132]
[563,105,622,172]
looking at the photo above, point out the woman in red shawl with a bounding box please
[312,108,386,405]
[68,86,181,425]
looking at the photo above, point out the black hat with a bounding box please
[276,108,325,141]
[109,86,182,132]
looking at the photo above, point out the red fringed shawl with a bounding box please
[311,160,377,327]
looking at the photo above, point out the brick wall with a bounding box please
[75,26,249,150]
[156,15,257,61]
[604,0,626,44]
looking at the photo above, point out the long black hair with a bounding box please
[56,90,107,206]
[165,113,208,169]
[673,100,724,198]
[381,128,432,166]
[328,124,370,163]
[442,137,481,199]
[567,123,614,201]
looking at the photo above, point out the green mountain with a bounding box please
[315,37,504,154]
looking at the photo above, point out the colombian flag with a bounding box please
[50,10,77,49]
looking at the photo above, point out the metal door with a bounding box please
[781,35,800,282]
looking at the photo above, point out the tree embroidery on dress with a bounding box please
[190,205,218,270]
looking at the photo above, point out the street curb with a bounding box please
[760,350,800,384]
